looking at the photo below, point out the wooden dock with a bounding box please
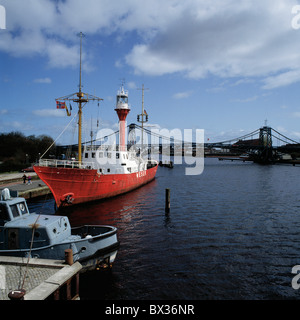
[0,256,82,300]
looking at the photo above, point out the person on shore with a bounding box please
[22,174,27,184]
[27,175,32,185]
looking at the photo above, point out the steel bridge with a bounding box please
[128,124,300,164]
[57,124,300,164]
[204,126,300,163]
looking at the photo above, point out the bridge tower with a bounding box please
[258,126,273,163]
[259,126,272,148]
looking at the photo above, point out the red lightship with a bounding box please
[34,33,158,209]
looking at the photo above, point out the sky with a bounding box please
[2,0,300,146]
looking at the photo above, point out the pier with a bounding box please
[0,172,51,200]
[0,256,82,300]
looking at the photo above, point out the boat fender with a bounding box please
[60,193,74,204]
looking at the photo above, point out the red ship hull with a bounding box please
[34,164,158,208]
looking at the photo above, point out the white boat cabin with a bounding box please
[82,146,148,174]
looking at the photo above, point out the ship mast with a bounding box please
[137,84,149,156]
[55,32,103,164]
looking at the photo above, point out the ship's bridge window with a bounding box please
[0,204,9,224]
[10,204,19,218]
[92,152,95,158]
[116,153,119,159]
[85,153,88,158]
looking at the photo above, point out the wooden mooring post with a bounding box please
[65,249,73,266]
[165,188,170,213]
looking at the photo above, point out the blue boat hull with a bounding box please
[0,225,119,270]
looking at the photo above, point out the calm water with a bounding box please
[28,157,300,300]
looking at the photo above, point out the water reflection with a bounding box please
[55,178,159,231]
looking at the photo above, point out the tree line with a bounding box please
[0,132,56,172]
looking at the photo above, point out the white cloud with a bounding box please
[125,0,300,87]
[2,0,300,89]
[231,96,259,103]
[11,121,22,129]
[46,40,79,69]
[125,44,186,76]
[262,69,300,89]
[32,109,66,117]
[173,91,193,99]
[127,81,137,89]
[292,111,300,118]
[276,126,287,133]
[291,131,300,139]
[34,77,52,84]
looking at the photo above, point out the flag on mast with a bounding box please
[56,101,66,109]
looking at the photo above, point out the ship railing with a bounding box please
[38,159,96,169]
[85,145,119,151]
[85,144,137,154]
[85,145,138,157]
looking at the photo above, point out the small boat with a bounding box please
[0,188,119,271]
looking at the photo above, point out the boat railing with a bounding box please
[146,159,158,169]
[85,144,139,154]
[38,159,96,169]
[85,144,119,152]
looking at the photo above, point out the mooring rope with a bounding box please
[20,214,41,291]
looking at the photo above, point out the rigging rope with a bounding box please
[40,112,78,159]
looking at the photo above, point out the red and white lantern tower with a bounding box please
[115,86,130,151]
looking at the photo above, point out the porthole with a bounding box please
[34,231,40,238]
